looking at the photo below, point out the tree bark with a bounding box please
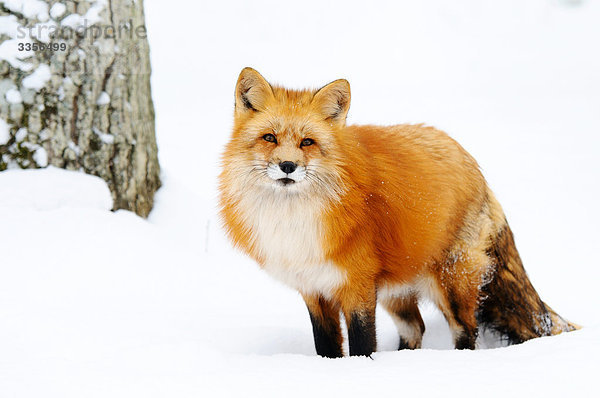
[0,0,160,217]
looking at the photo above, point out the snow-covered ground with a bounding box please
[2,168,598,397]
[1,0,600,396]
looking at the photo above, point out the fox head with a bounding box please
[221,67,350,200]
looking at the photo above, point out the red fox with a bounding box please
[219,67,579,357]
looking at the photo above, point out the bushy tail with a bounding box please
[478,223,579,344]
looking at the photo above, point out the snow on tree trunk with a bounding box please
[0,0,160,217]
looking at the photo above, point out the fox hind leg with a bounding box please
[435,288,479,350]
[380,293,425,350]
[428,249,493,349]
[437,288,479,350]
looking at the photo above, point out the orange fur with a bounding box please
[219,68,577,357]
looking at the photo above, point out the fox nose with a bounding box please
[279,161,297,174]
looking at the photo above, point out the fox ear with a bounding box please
[235,67,274,115]
[312,79,351,126]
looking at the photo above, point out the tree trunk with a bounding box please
[0,0,160,217]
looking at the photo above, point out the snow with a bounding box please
[60,0,106,28]
[57,85,65,100]
[0,0,49,21]
[32,146,47,167]
[5,87,23,103]
[30,19,58,43]
[49,2,66,20]
[0,13,36,71]
[0,34,33,72]
[96,91,110,105]
[93,127,114,144]
[38,128,48,140]
[0,15,20,36]
[0,167,112,211]
[0,118,10,145]
[21,64,51,91]
[1,0,600,396]
[59,13,83,29]
[84,0,107,26]
[0,167,598,397]
[67,140,80,156]
[15,127,27,141]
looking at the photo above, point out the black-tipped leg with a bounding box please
[346,310,377,357]
[304,295,343,358]
[454,329,477,350]
[445,296,478,350]
[398,337,414,350]
[381,294,425,350]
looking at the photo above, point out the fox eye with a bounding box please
[300,138,314,147]
[262,133,277,143]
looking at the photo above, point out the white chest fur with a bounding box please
[262,260,347,299]
[238,190,347,298]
